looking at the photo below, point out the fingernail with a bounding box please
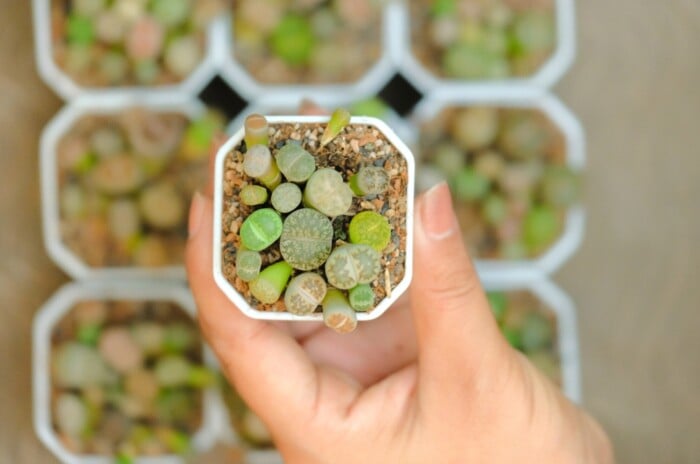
[188,191,206,238]
[420,182,457,240]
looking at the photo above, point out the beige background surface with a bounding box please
[1,1,699,462]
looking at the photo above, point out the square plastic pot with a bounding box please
[217,4,397,101]
[40,95,205,281]
[33,281,221,464]
[390,0,576,96]
[411,91,585,276]
[213,115,415,323]
[480,272,582,403]
[32,0,223,100]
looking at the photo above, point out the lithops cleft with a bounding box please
[284,272,328,315]
[325,244,381,290]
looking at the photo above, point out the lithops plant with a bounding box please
[418,106,579,260]
[48,298,214,458]
[50,0,227,88]
[55,107,224,271]
[217,112,413,333]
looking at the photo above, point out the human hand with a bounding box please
[185,116,612,464]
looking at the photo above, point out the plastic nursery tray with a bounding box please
[40,95,205,281]
[33,281,223,464]
[225,94,418,153]
[390,0,576,96]
[216,3,397,101]
[411,91,585,276]
[213,115,416,323]
[32,0,224,101]
[480,272,582,403]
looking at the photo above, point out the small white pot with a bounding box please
[213,115,416,323]
[390,0,576,96]
[480,272,582,403]
[32,0,223,100]
[33,281,221,464]
[411,92,586,276]
[40,95,205,281]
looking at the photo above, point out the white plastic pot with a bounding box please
[391,0,576,96]
[480,272,582,403]
[217,4,396,101]
[32,0,224,100]
[411,91,585,276]
[213,115,416,323]
[33,281,221,464]
[40,95,205,281]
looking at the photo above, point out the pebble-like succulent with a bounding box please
[240,184,269,206]
[348,284,375,312]
[303,168,353,217]
[348,211,392,251]
[280,208,333,270]
[249,261,293,304]
[236,249,262,282]
[325,244,381,290]
[243,145,282,190]
[275,143,316,183]
[322,289,358,334]
[244,114,269,148]
[271,182,303,214]
[349,166,390,197]
[284,272,328,315]
[240,208,283,251]
[321,108,351,147]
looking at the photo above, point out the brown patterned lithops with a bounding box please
[280,208,333,271]
[284,272,328,315]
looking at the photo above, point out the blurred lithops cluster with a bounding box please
[417,106,579,259]
[487,290,561,384]
[221,111,409,333]
[411,0,556,79]
[50,0,228,87]
[56,108,225,268]
[232,0,383,84]
[50,299,215,458]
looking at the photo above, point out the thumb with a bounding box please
[410,183,510,401]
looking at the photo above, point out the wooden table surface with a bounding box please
[1,1,698,462]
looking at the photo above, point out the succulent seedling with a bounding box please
[271,182,302,214]
[90,155,145,195]
[512,11,555,53]
[322,289,358,334]
[474,150,506,180]
[303,168,353,217]
[280,208,333,270]
[498,113,549,159]
[240,184,269,206]
[482,194,508,226]
[240,208,283,251]
[348,211,392,251]
[451,167,491,201]
[236,249,262,282]
[540,166,579,207]
[451,107,500,151]
[349,166,390,196]
[243,145,282,190]
[284,272,328,315]
[180,112,224,161]
[139,181,185,230]
[321,108,351,147]
[325,244,381,290]
[348,284,375,312]
[249,261,293,304]
[270,14,315,66]
[275,142,316,182]
[244,114,269,148]
[432,143,465,174]
[523,205,559,252]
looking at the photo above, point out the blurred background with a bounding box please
[1,0,699,463]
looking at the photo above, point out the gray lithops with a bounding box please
[271,182,302,214]
[236,249,262,282]
[275,143,316,182]
[324,244,381,289]
[303,168,353,217]
[280,208,333,271]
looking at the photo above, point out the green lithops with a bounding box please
[270,14,315,66]
[321,108,351,147]
[243,145,282,190]
[540,166,579,207]
[271,182,302,214]
[348,211,391,251]
[249,261,293,304]
[236,250,262,282]
[349,166,390,197]
[244,114,269,147]
[280,208,333,271]
[348,284,375,312]
[325,244,381,290]
[523,205,559,252]
[275,143,316,182]
[284,272,327,315]
[451,167,491,201]
[322,289,357,334]
[303,168,353,217]
[240,185,269,206]
[240,208,283,251]
[482,194,508,226]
